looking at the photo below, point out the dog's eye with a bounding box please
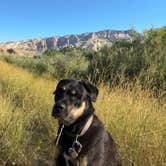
[71,90,76,96]
[60,86,66,92]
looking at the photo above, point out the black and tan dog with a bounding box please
[52,79,121,166]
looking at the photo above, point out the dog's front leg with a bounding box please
[54,154,67,166]
[53,146,67,166]
[79,156,88,166]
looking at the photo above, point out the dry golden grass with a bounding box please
[95,85,166,165]
[0,61,166,166]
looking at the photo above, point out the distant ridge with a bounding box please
[0,29,135,56]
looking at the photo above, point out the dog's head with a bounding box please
[52,79,98,126]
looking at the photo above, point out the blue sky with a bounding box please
[0,0,166,42]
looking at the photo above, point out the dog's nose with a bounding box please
[52,102,66,117]
[56,103,66,110]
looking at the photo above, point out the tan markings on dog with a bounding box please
[80,156,88,166]
[70,102,86,122]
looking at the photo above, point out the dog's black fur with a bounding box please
[52,79,121,166]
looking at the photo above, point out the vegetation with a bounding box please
[87,27,166,96]
[0,27,166,165]
[1,27,166,97]
[1,47,89,80]
[0,61,165,166]
[0,61,57,166]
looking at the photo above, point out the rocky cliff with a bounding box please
[0,29,134,55]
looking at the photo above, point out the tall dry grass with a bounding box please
[0,61,57,165]
[0,61,166,166]
[95,85,166,165]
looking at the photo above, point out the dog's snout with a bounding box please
[52,101,66,118]
[56,103,66,110]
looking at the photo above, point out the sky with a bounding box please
[0,0,166,42]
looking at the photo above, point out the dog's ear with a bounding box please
[53,79,71,94]
[82,81,98,102]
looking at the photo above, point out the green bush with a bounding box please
[87,28,166,95]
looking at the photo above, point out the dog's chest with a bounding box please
[79,156,88,166]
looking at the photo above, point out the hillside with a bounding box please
[0,60,165,166]
[0,29,134,55]
[1,27,166,95]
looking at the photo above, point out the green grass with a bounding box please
[0,61,166,166]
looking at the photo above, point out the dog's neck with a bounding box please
[63,114,94,138]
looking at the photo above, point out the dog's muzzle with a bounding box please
[52,102,66,117]
[52,101,86,126]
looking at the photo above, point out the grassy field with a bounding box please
[0,60,166,166]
